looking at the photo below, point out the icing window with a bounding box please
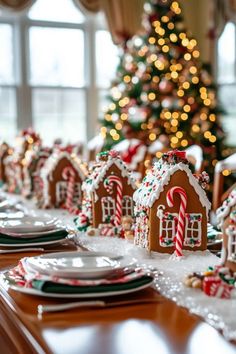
[101,196,115,222]
[72,183,81,205]
[157,209,178,247]
[228,234,236,260]
[56,181,67,205]
[122,196,133,216]
[184,213,202,247]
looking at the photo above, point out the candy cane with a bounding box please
[104,176,123,226]
[62,166,76,210]
[100,226,115,237]
[166,186,187,257]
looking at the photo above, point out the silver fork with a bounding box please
[37,297,162,317]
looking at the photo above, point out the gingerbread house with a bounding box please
[133,150,211,255]
[40,151,87,210]
[0,142,11,185]
[80,151,136,234]
[216,187,236,272]
[4,128,41,193]
[22,147,52,198]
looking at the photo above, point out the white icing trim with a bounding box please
[133,161,211,214]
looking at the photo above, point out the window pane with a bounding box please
[32,88,86,145]
[96,30,119,88]
[0,88,17,142]
[219,84,236,146]
[29,27,84,87]
[28,0,84,24]
[0,24,15,84]
[218,22,235,84]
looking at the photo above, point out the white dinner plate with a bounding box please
[0,211,25,219]
[0,272,153,299]
[0,216,60,234]
[1,228,67,239]
[0,238,67,248]
[26,251,137,279]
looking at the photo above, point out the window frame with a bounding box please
[0,4,109,143]
[217,21,236,147]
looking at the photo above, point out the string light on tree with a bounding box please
[100,0,225,189]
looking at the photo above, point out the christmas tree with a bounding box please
[99,0,225,180]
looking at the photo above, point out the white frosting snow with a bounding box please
[133,159,211,214]
[113,139,147,170]
[215,153,236,173]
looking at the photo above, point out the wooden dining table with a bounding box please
[0,245,235,354]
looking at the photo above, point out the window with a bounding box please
[95,28,119,120]
[157,207,178,247]
[160,215,177,240]
[122,196,133,216]
[101,196,115,222]
[184,213,202,247]
[56,181,67,205]
[73,183,82,205]
[0,0,119,145]
[0,24,17,142]
[217,22,236,146]
[228,234,236,260]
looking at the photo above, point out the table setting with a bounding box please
[0,191,235,354]
[1,252,154,301]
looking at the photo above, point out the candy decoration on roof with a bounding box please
[166,186,187,257]
[193,171,210,190]
[104,175,123,227]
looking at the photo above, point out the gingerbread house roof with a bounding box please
[133,157,211,213]
[216,188,236,230]
[41,151,86,182]
[82,153,136,199]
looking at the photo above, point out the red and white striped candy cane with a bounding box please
[104,176,123,226]
[100,226,115,237]
[166,186,187,257]
[62,166,76,210]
